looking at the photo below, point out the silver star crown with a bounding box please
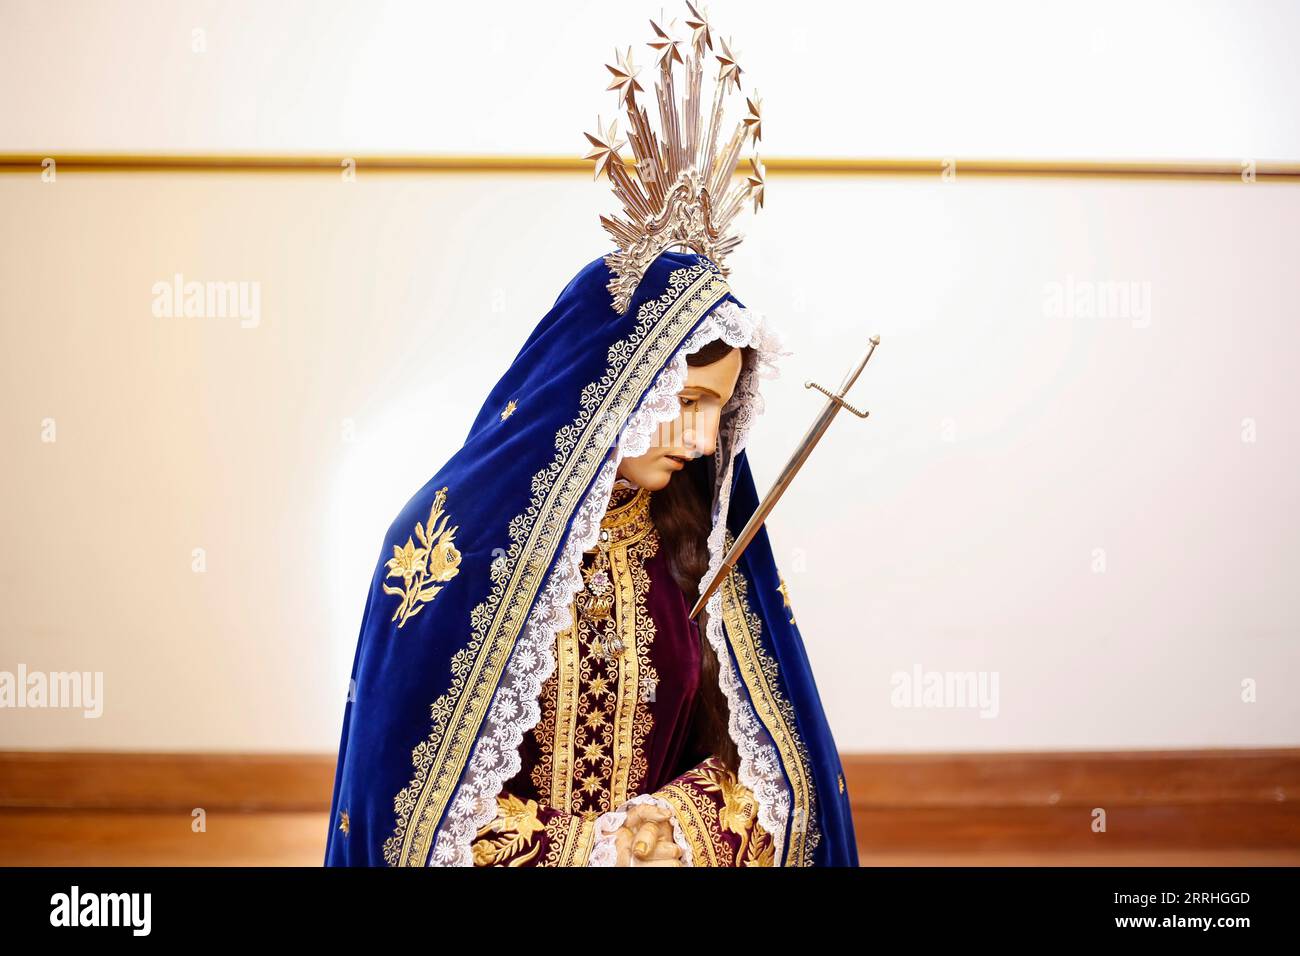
[583,2,764,313]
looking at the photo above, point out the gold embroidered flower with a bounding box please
[427,537,461,582]
[716,775,758,835]
[382,487,461,628]
[693,761,758,836]
[493,793,546,841]
[386,537,428,584]
[471,794,546,866]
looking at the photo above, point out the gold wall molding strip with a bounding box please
[1,153,1297,182]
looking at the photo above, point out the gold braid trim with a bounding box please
[719,553,821,866]
[658,782,721,867]
[543,811,599,867]
[530,618,581,812]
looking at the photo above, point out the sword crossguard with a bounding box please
[804,381,870,418]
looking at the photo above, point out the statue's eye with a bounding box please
[680,395,698,407]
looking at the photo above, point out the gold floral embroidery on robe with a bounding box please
[471,793,546,866]
[656,756,775,867]
[470,793,599,867]
[382,486,462,629]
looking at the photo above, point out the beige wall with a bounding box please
[1,169,1297,753]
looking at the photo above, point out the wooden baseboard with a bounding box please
[2,748,1297,861]
[844,749,1300,856]
[0,751,334,813]
[843,749,1300,806]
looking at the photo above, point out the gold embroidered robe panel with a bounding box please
[469,482,773,866]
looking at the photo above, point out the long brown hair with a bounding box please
[649,338,754,776]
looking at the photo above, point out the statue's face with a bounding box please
[617,346,743,491]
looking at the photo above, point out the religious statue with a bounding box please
[324,2,860,867]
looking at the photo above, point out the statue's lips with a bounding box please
[664,454,688,468]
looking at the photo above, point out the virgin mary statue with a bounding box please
[323,5,858,868]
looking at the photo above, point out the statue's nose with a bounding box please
[686,420,717,457]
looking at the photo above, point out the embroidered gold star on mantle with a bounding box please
[777,576,794,623]
[500,399,517,421]
[338,809,350,836]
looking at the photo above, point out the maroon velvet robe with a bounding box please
[469,481,774,866]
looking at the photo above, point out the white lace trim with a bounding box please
[696,302,794,865]
[429,299,790,866]
[700,396,794,863]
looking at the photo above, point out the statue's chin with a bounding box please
[641,472,673,492]
[617,458,674,492]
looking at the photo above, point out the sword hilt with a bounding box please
[804,381,870,418]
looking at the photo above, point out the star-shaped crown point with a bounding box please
[717,36,744,90]
[744,92,763,144]
[685,1,713,52]
[583,116,625,181]
[605,46,644,106]
[748,156,766,213]
[648,14,685,71]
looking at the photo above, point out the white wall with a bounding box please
[2,0,1298,158]
[1,169,1296,753]
[1,0,1297,754]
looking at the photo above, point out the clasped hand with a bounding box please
[610,803,684,867]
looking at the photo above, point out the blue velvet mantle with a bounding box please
[324,251,858,866]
